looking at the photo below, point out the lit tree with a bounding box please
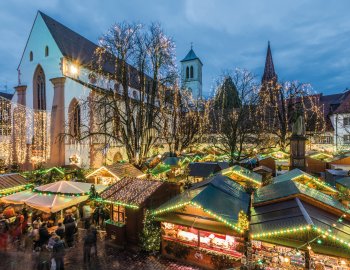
[258,80,325,151]
[211,69,262,164]
[69,22,177,166]
[162,83,209,156]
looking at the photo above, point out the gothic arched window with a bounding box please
[30,51,33,62]
[45,46,49,57]
[33,65,46,110]
[190,66,194,78]
[69,98,81,138]
[186,66,189,79]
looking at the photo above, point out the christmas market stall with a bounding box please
[306,152,333,175]
[153,174,249,269]
[220,165,262,188]
[96,177,178,247]
[0,173,32,197]
[258,156,276,175]
[85,163,145,185]
[187,162,228,183]
[273,168,338,196]
[329,153,350,170]
[0,180,106,213]
[250,180,350,269]
[253,166,273,183]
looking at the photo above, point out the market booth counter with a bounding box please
[154,175,250,269]
[250,180,350,269]
[97,177,178,247]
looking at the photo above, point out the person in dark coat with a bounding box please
[52,237,65,270]
[90,225,97,257]
[63,215,76,248]
[83,230,94,264]
[38,223,50,248]
[55,223,65,240]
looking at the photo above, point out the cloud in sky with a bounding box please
[0,0,349,96]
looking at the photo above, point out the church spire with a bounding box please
[261,41,277,84]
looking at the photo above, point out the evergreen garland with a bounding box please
[140,210,161,252]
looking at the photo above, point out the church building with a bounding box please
[180,46,203,99]
[11,11,138,169]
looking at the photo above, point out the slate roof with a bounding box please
[336,177,350,188]
[254,180,348,213]
[250,198,350,257]
[273,168,309,183]
[0,92,14,100]
[0,173,28,190]
[188,162,222,178]
[154,174,250,225]
[99,177,163,207]
[261,41,277,84]
[39,11,150,90]
[180,48,202,64]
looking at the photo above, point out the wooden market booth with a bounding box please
[250,180,350,269]
[154,175,250,269]
[97,177,178,247]
[86,163,145,185]
[187,162,228,183]
[273,168,338,196]
[305,152,333,175]
[0,173,32,197]
[220,165,262,188]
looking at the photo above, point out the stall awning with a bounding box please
[220,165,262,186]
[1,190,88,213]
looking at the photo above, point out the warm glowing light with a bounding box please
[70,64,78,75]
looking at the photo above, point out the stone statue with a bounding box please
[291,103,306,137]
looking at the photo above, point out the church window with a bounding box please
[186,66,189,79]
[45,46,49,57]
[34,65,46,110]
[69,99,81,138]
[190,66,194,78]
[30,51,33,61]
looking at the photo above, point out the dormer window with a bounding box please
[45,46,49,57]
[30,51,33,61]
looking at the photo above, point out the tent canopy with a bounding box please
[1,181,106,213]
[1,190,88,213]
[34,180,106,194]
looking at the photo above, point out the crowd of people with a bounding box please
[0,205,102,270]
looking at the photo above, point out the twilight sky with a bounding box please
[0,0,350,97]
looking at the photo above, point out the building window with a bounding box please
[344,135,350,145]
[34,65,46,110]
[30,51,33,61]
[45,46,49,57]
[186,66,189,79]
[314,136,332,144]
[69,99,81,138]
[344,117,350,126]
[190,66,194,78]
[112,205,125,224]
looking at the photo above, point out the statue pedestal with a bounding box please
[290,135,306,171]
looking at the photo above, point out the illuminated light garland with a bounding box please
[252,225,350,249]
[292,175,338,193]
[94,197,139,209]
[152,201,246,234]
[32,188,89,197]
[0,184,33,197]
[222,167,262,186]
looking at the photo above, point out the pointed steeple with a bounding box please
[261,41,277,84]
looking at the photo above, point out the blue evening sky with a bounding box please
[0,0,350,97]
